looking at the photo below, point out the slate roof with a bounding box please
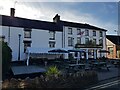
[0,15,107,31]
[106,35,120,45]
[60,20,107,31]
[0,15,62,31]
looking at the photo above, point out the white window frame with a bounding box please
[49,31,55,40]
[99,39,103,45]
[85,29,89,36]
[93,38,96,45]
[68,28,72,35]
[24,28,32,38]
[85,38,89,44]
[93,31,96,36]
[77,28,81,35]
[77,37,81,44]
[68,37,73,46]
[49,41,55,48]
[24,41,31,52]
[100,31,103,37]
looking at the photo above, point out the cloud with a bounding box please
[0,0,118,35]
[15,0,120,2]
[33,3,117,35]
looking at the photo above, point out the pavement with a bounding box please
[97,65,120,81]
[11,65,46,75]
[84,63,120,90]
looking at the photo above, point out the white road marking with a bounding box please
[99,82,120,89]
[85,79,120,90]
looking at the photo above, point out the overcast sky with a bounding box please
[0,0,119,35]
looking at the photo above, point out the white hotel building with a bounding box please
[0,13,107,62]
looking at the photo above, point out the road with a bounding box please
[85,77,120,90]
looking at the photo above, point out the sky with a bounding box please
[0,0,119,35]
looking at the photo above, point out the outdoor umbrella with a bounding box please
[68,49,85,52]
[48,48,68,53]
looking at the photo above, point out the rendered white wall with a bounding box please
[2,26,25,61]
[63,26,107,58]
[32,29,49,48]
[10,27,25,61]
[1,24,106,61]
[1,26,9,43]
[55,31,62,48]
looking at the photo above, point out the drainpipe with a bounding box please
[8,26,10,45]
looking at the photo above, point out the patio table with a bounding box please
[68,63,85,69]
[91,62,109,70]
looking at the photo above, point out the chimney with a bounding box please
[10,8,15,17]
[53,14,60,23]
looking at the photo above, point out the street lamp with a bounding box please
[18,34,21,61]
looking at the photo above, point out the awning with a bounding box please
[26,47,53,66]
[26,47,50,54]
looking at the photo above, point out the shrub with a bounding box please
[46,66,60,78]
[2,41,12,80]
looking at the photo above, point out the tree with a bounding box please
[2,41,12,80]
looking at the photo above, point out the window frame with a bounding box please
[23,41,32,53]
[77,37,81,44]
[85,29,89,36]
[49,31,55,40]
[68,28,72,35]
[24,28,32,38]
[93,31,96,36]
[85,38,89,44]
[49,41,55,48]
[77,28,81,35]
[93,38,96,45]
[100,31,103,37]
[68,37,73,46]
[99,39,103,45]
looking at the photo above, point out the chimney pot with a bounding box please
[53,14,60,23]
[10,8,15,17]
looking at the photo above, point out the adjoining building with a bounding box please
[106,35,120,59]
[0,12,107,62]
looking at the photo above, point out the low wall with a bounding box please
[2,71,98,89]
